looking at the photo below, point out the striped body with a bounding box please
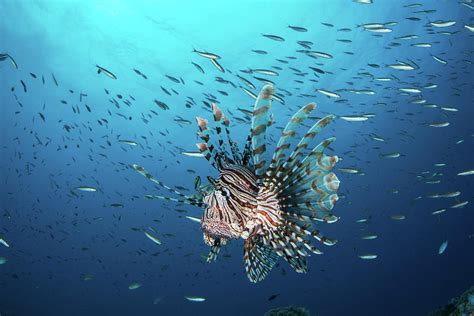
[201,164,284,244]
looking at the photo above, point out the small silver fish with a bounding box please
[0,238,10,248]
[438,240,448,254]
[457,170,474,176]
[317,89,340,98]
[182,151,205,158]
[192,49,221,60]
[128,282,142,290]
[339,115,368,122]
[185,216,201,223]
[119,139,138,146]
[184,296,206,302]
[358,254,377,260]
[144,231,162,245]
[76,186,97,192]
[429,122,450,128]
[96,65,117,79]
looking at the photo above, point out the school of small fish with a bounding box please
[1,0,473,308]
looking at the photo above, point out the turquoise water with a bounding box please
[1,1,473,315]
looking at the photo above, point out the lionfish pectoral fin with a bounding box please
[255,89,340,276]
[283,254,308,273]
[132,164,203,206]
[265,102,317,185]
[243,235,278,283]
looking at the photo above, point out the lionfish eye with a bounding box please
[221,189,228,197]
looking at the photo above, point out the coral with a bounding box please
[264,306,311,316]
[430,286,474,316]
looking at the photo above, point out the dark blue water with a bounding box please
[1,1,473,315]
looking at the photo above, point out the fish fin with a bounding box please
[264,230,309,273]
[242,133,254,167]
[251,84,274,181]
[252,105,339,276]
[206,238,224,262]
[274,137,339,225]
[211,103,235,163]
[264,103,317,184]
[272,115,335,184]
[132,164,202,206]
[243,236,278,283]
[221,115,242,164]
[276,137,338,191]
[142,194,202,207]
[195,116,219,169]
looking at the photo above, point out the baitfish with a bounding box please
[182,151,204,158]
[133,85,341,283]
[262,34,285,41]
[438,240,448,255]
[192,49,221,60]
[184,296,206,302]
[288,25,307,32]
[76,186,97,192]
[339,115,368,122]
[144,231,162,245]
[317,89,340,98]
[457,170,474,176]
[358,254,377,259]
[185,216,201,223]
[128,283,142,290]
[96,65,117,79]
[430,20,456,28]
[0,238,10,248]
[0,53,18,69]
[119,139,138,146]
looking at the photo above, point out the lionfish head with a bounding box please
[201,164,258,241]
[201,187,244,241]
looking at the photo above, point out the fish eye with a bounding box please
[221,189,228,196]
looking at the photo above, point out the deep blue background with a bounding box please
[1,1,473,315]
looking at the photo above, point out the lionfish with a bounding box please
[133,85,340,282]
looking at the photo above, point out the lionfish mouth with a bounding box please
[201,217,242,240]
[133,84,340,283]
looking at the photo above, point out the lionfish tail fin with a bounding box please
[243,236,279,283]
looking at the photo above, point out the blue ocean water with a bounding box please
[1,1,473,315]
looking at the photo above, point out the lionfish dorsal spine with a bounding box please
[251,84,274,181]
[264,102,317,187]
